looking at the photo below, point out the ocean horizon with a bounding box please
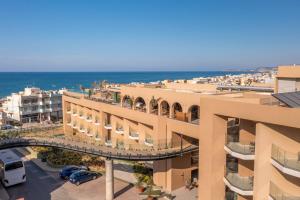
[0,71,251,98]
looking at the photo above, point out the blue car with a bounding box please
[69,170,101,186]
[59,165,88,180]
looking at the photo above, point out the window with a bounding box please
[5,161,23,171]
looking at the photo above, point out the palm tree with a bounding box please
[88,89,92,98]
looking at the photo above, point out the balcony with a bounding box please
[129,132,139,140]
[94,121,100,126]
[86,116,93,122]
[115,127,124,135]
[224,142,255,160]
[144,138,153,147]
[105,139,112,147]
[116,142,125,150]
[86,131,93,137]
[271,144,300,178]
[66,108,72,114]
[44,108,52,112]
[104,124,112,130]
[79,127,85,133]
[72,111,77,116]
[269,182,300,200]
[20,110,34,115]
[223,173,253,196]
[79,113,84,119]
[67,122,72,126]
[72,124,77,129]
[95,135,101,141]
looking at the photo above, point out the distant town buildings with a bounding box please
[2,87,64,123]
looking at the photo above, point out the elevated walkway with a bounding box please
[0,126,198,161]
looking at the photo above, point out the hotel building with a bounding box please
[4,87,64,123]
[62,65,300,199]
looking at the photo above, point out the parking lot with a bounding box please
[7,149,139,200]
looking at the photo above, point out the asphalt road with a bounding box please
[7,149,68,200]
[5,149,138,200]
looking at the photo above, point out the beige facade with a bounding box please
[63,85,201,192]
[62,66,300,199]
[199,96,300,200]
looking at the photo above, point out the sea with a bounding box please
[0,71,250,98]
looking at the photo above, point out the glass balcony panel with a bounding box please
[270,182,300,200]
[226,142,255,155]
[225,172,253,192]
[271,144,300,173]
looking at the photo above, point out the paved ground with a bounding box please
[7,149,139,200]
[172,186,198,200]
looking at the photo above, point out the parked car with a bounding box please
[59,165,88,180]
[69,170,101,186]
[0,125,13,130]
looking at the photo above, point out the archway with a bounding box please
[160,101,170,117]
[134,97,146,112]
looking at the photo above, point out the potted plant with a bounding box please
[144,177,160,200]
[135,176,146,192]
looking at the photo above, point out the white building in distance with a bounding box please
[3,87,64,123]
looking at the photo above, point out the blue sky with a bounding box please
[0,0,300,72]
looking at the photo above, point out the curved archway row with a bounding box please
[120,95,200,124]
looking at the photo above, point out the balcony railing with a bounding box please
[144,138,153,146]
[269,182,300,200]
[79,127,85,133]
[115,127,124,135]
[83,95,120,106]
[72,110,77,116]
[104,124,112,130]
[66,108,72,113]
[116,142,125,150]
[129,132,139,140]
[95,134,101,141]
[86,116,93,122]
[224,142,255,160]
[224,172,253,196]
[85,129,93,137]
[79,113,84,118]
[271,144,300,178]
[72,123,77,129]
[105,139,112,147]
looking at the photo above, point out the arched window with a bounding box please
[188,105,200,124]
[122,95,133,109]
[160,101,170,117]
[172,102,183,120]
[134,97,146,112]
[149,97,158,115]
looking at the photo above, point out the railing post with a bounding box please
[180,134,183,157]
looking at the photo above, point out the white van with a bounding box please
[0,150,26,187]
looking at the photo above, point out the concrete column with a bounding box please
[105,158,114,200]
